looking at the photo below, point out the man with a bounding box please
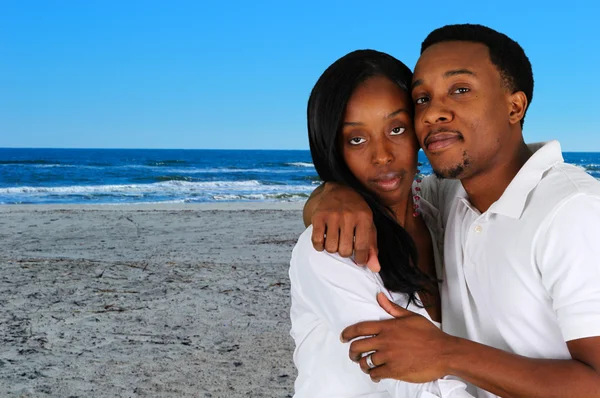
[304,24,600,397]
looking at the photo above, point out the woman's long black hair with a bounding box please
[307,49,432,304]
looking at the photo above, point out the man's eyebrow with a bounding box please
[343,121,363,126]
[444,68,476,78]
[412,69,476,90]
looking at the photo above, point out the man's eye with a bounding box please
[390,127,405,136]
[349,137,366,145]
[453,87,470,94]
[415,97,429,105]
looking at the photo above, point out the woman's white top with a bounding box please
[289,195,473,397]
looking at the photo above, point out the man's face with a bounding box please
[411,41,514,179]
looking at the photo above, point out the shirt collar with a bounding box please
[486,140,564,219]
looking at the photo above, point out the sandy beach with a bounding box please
[0,203,306,397]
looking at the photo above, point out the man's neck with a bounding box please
[461,140,533,213]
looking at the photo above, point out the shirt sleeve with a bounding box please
[420,175,441,206]
[420,176,461,225]
[536,194,600,342]
[290,227,473,397]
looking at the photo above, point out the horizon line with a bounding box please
[0,146,312,151]
[0,147,598,153]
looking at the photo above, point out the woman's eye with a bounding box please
[349,137,366,145]
[415,96,429,105]
[452,87,470,94]
[390,127,405,136]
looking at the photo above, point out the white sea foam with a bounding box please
[286,162,314,168]
[0,180,268,195]
[211,193,309,201]
[0,180,315,197]
[0,163,100,169]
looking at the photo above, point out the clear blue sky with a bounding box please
[1,1,598,151]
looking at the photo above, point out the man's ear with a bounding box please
[508,91,528,125]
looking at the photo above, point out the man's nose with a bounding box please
[420,99,453,125]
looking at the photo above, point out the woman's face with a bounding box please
[341,75,419,209]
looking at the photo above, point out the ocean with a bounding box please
[1,148,599,205]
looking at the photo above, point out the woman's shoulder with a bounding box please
[292,226,362,267]
[291,226,376,281]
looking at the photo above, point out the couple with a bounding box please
[289,24,600,397]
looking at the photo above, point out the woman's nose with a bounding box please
[372,140,393,166]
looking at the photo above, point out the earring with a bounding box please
[413,169,423,217]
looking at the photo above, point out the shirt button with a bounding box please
[474,225,482,233]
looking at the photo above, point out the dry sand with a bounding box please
[0,202,306,397]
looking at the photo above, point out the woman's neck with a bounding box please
[389,192,416,229]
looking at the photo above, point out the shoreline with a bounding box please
[0,201,306,212]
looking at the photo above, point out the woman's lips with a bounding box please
[372,176,401,191]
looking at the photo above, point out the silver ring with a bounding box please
[366,353,376,369]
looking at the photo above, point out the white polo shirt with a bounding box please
[421,141,600,398]
[289,195,473,397]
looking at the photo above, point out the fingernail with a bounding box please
[340,334,346,343]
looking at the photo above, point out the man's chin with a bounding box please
[432,163,468,180]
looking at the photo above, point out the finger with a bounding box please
[323,221,340,254]
[341,320,384,343]
[348,335,383,362]
[358,351,385,374]
[368,364,391,383]
[338,216,355,258]
[311,215,326,251]
[376,292,413,318]
[365,245,381,273]
[352,221,373,265]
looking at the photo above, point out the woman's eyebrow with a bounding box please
[343,121,363,126]
[344,108,409,126]
[386,108,410,119]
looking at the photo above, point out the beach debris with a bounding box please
[93,289,139,294]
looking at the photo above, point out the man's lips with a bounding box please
[424,131,463,151]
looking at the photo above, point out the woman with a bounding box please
[289,50,470,397]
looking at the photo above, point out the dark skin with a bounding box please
[304,41,600,397]
[347,293,600,398]
[339,75,440,321]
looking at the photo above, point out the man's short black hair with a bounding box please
[421,24,534,127]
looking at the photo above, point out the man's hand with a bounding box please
[303,182,380,271]
[344,294,600,397]
[304,182,381,272]
[341,292,454,383]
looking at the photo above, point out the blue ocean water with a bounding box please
[0,148,599,205]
